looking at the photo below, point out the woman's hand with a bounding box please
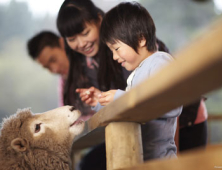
[76,86,102,107]
[98,90,117,106]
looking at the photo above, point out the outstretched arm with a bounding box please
[76,87,102,107]
[98,90,117,106]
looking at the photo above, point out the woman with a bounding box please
[57,0,128,118]
[57,1,129,169]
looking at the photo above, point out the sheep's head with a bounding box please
[0,106,85,169]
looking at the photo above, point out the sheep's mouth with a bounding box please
[70,118,84,127]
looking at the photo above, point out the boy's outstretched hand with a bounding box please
[98,90,117,106]
[76,86,101,107]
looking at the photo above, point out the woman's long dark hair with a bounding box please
[63,41,92,109]
[156,38,170,53]
[57,0,127,111]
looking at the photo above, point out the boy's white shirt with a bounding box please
[126,58,146,92]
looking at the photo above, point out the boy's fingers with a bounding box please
[85,98,92,105]
[77,88,92,97]
[99,101,108,106]
[76,88,82,93]
[99,96,108,103]
[100,92,109,97]
[79,92,87,98]
[83,95,91,101]
[76,88,86,93]
[85,90,91,95]
[98,98,104,104]
[89,86,95,91]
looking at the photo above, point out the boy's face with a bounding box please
[37,46,69,77]
[107,40,144,71]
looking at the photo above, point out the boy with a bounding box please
[77,2,182,161]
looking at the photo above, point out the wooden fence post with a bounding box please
[105,122,143,170]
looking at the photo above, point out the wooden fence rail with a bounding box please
[71,17,222,170]
[118,144,222,170]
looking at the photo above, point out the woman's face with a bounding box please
[66,21,101,58]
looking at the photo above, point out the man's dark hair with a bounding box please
[27,31,60,59]
[100,2,157,53]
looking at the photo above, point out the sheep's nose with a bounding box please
[69,106,75,112]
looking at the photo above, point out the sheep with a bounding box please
[0,105,85,170]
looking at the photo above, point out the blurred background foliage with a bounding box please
[0,0,222,143]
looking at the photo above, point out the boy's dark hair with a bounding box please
[27,31,60,60]
[57,0,104,38]
[100,2,157,53]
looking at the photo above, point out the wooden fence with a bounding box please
[71,17,222,170]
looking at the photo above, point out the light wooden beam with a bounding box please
[105,122,143,170]
[116,144,222,170]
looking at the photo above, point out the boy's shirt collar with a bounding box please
[138,51,158,68]
[126,52,158,91]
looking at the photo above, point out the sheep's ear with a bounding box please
[11,138,28,152]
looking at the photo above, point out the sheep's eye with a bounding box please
[35,123,41,133]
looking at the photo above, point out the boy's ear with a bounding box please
[139,37,146,47]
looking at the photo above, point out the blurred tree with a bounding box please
[139,0,216,52]
[0,0,58,50]
[0,1,59,118]
[0,0,33,50]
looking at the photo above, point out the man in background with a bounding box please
[27,31,69,106]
